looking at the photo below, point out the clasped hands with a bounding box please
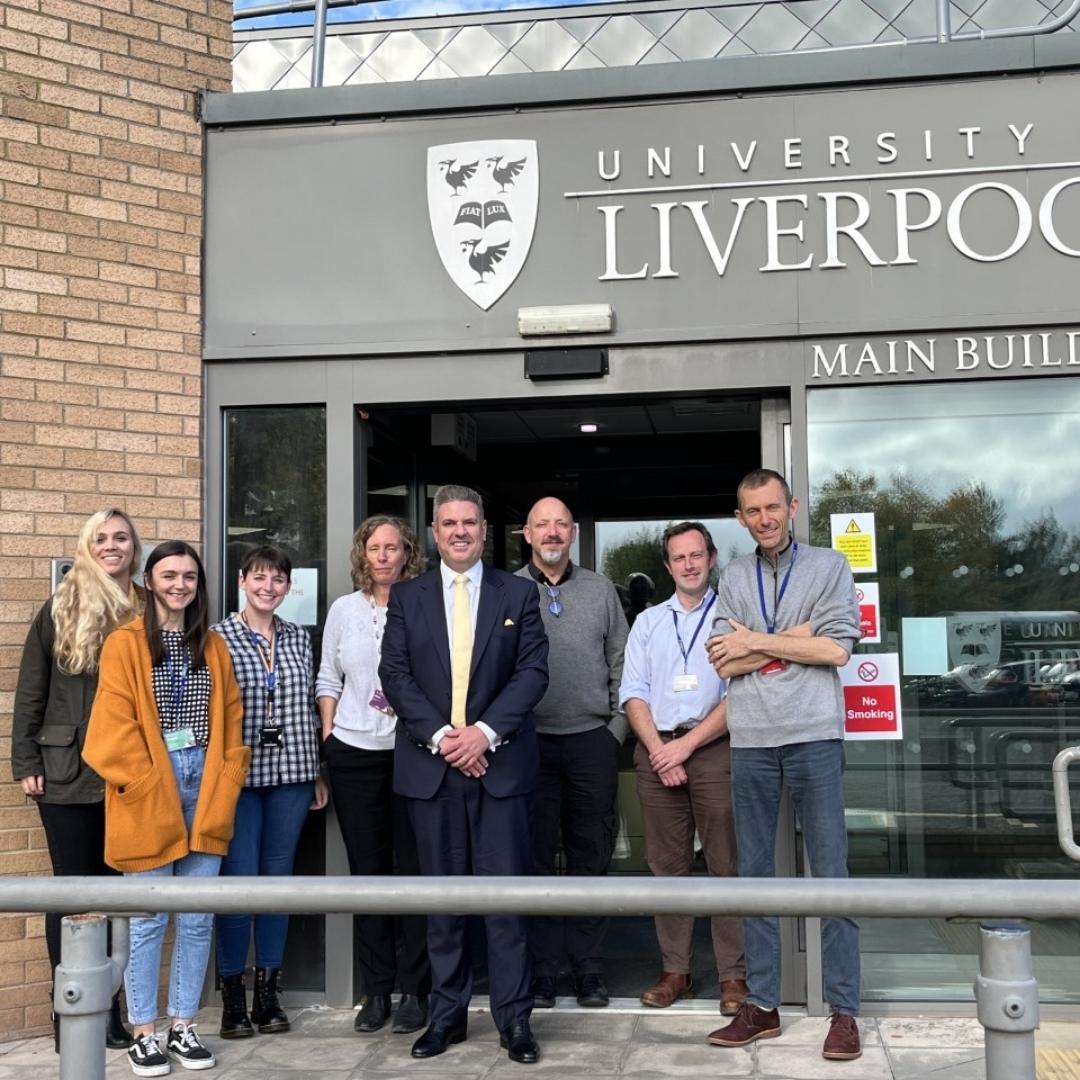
[439,725,489,778]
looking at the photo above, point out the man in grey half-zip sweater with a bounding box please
[515,497,628,1010]
[704,469,864,1064]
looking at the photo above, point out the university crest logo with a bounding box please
[427,139,539,311]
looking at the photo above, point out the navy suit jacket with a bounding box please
[380,564,549,801]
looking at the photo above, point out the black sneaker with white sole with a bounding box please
[127,1032,170,1077]
[165,1024,216,1071]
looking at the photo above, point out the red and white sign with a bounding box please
[855,582,881,644]
[839,651,902,741]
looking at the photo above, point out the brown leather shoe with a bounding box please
[822,1012,862,1060]
[707,1003,781,1047]
[719,978,748,1017]
[640,972,694,1008]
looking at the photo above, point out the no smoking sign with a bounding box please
[839,652,902,741]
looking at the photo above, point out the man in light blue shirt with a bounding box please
[619,521,747,1015]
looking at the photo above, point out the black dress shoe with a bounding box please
[391,994,429,1035]
[575,973,610,1008]
[530,975,556,1008]
[500,1018,540,1064]
[411,1022,467,1058]
[354,994,392,1033]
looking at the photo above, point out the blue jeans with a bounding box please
[731,740,860,1016]
[125,747,222,1025]
[215,781,314,975]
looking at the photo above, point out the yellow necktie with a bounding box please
[450,573,472,729]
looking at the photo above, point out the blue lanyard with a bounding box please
[243,616,277,696]
[163,647,190,721]
[671,592,716,673]
[756,542,798,634]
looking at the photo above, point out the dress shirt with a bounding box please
[316,590,396,750]
[433,559,497,751]
[619,588,727,730]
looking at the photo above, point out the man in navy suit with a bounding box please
[380,484,549,1064]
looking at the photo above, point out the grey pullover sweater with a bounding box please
[515,563,630,743]
[711,541,860,748]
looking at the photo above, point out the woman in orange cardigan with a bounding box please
[85,541,250,1078]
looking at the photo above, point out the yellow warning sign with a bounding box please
[830,512,877,573]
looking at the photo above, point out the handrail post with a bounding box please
[1053,745,1080,862]
[975,921,1038,1080]
[311,0,328,87]
[54,914,125,1080]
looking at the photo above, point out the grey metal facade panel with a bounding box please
[229,0,1074,93]
[203,69,1080,360]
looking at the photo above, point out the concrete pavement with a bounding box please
[2,1001,1078,1079]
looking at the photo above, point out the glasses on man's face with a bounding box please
[545,584,563,617]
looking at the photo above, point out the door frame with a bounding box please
[205,352,808,1009]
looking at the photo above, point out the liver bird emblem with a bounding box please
[428,139,538,310]
[459,238,510,284]
[485,156,527,193]
[438,159,478,196]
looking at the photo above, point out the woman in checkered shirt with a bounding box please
[211,545,327,1040]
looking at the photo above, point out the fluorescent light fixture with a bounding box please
[579,422,599,433]
[518,304,613,336]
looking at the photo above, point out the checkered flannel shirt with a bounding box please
[212,614,321,788]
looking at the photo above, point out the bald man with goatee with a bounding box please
[517,497,629,1008]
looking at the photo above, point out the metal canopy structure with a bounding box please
[230,0,1080,92]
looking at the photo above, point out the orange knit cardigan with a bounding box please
[83,618,251,872]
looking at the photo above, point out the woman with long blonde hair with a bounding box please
[11,507,144,1050]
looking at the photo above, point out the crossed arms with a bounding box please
[706,619,849,679]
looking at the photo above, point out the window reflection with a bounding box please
[807,377,1080,1003]
[223,404,328,991]
[595,517,756,619]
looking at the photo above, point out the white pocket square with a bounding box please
[504,618,515,627]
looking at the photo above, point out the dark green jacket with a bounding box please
[11,598,104,804]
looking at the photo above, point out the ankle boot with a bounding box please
[251,967,289,1034]
[219,972,254,1039]
[105,993,134,1049]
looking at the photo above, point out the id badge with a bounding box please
[259,726,283,748]
[673,673,699,692]
[760,659,789,676]
[369,688,395,716]
[164,727,196,752]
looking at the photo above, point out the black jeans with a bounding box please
[36,800,119,975]
[324,736,430,996]
[530,727,620,978]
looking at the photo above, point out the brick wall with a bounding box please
[0,0,230,1040]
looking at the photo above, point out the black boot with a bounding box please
[106,993,134,1049]
[251,967,290,1034]
[219,972,254,1039]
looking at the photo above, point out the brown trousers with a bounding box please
[633,734,744,980]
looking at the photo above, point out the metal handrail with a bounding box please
[3,874,1080,917]
[1054,745,1080,862]
[12,876,1054,1080]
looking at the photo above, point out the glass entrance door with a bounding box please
[806,376,1080,1003]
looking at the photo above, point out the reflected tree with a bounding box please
[809,469,1080,617]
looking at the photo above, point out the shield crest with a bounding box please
[427,140,539,311]
[947,614,1002,693]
